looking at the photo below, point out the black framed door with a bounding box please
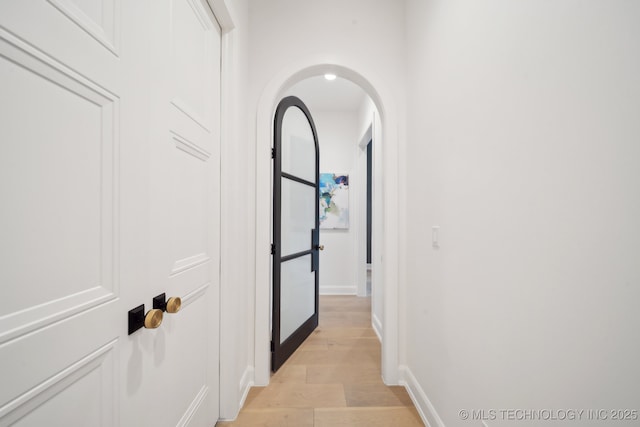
[272,96,320,372]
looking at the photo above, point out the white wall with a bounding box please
[218,0,254,420]
[247,0,406,102]
[403,1,640,426]
[294,108,361,295]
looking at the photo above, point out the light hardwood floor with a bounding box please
[217,295,424,427]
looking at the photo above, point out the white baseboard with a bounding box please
[319,286,357,295]
[372,313,383,343]
[238,366,254,411]
[399,365,445,427]
[218,366,254,422]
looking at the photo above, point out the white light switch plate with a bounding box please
[432,226,440,248]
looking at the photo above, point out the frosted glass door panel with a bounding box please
[281,178,316,256]
[281,107,316,183]
[272,96,319,372]
[280,255,315,344]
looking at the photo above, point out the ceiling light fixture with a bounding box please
[324,73,337,81]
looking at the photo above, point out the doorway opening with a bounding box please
[274,75,379,371]
[285,76,374,301]
[254,61,401,388]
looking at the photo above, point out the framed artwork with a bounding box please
[319,173,349,229]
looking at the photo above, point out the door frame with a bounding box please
[253,58,402,386]
[208,0,254,419]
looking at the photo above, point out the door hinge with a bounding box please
[270,341,275,352]
[271,147,275,159]
[271,244,275,255]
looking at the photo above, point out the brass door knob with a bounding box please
[144,309,163,329]
[318,245,325,251]
[166,296,182,313]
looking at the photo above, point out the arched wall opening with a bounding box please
[253,58,401,387]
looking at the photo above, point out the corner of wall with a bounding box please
[399,365,445,427]
[372,312,383,343]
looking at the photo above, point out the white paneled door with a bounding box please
[0,1,221,426]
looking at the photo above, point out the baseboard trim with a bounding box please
[238,366,254,412]
[372,313,383,343]
[218,366,254,422]
[319,286,357,295]
[399,365,445,427]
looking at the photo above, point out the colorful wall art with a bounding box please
[319,173,349,229]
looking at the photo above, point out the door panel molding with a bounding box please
[47,0,121,55]
[170,100,211,133]
[179,282,210,310]
[171,131,211,162]
[175,385,209,427]
[0,288,116,346]
[171,253,211,276]
[0,27,119,343]
[0,340,117,425]
[170,0,217,133]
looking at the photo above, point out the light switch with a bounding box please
[432,226,440,248]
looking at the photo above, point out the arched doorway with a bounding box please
[254,58,401,387]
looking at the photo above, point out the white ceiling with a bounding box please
[286,75,369,112]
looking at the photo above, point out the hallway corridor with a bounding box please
[217,296,423,426]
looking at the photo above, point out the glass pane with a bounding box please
[280,255,315,343]
[281,106,316,183]
[281,178,315,256]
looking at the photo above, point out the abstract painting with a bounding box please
[319,173,349,229]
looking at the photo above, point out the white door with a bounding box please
[0,0,221,426]
[123,0,222,425]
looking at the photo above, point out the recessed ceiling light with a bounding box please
[324,73,337,81]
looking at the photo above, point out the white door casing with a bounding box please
[0,0,221,425]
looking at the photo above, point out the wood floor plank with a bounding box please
[216,408,314,427]
[287,348,380,366]
[270,364,307,384]
[243,383,347,409]
[298,336,329,351]
[306,364,384,385]
[319,298,371,312]
[344,384,415,407]
[314,407,424,427]
[320,312,371,328]
[326,336,380,350]
[220,296,425,426]
[310,327,376,339]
